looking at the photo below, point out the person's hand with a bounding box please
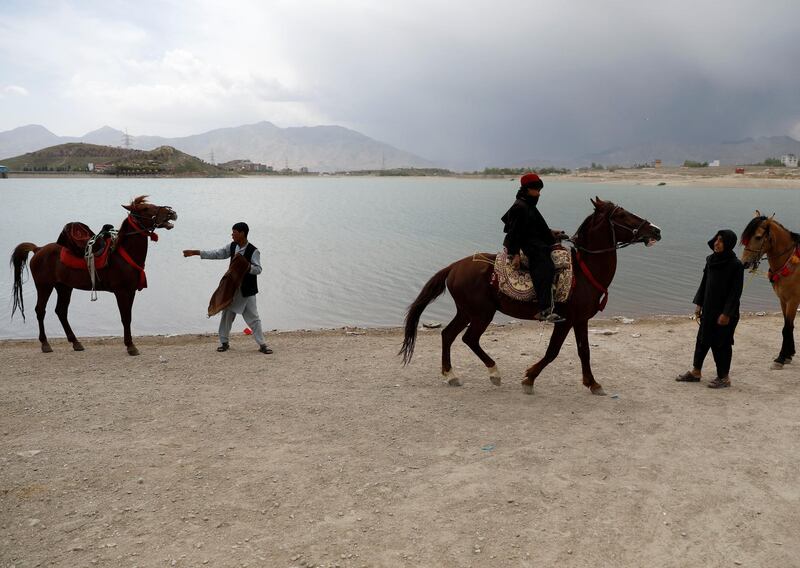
[182,250,199,257]
[693,306,702,324]
[511,254,521,270]
[552,229,569,241]
[717,314,730,326]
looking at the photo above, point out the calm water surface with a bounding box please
[1,177,796,339]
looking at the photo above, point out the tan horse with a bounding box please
[740,211,800,369]
[11,196,177,355]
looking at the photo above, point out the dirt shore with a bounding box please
[1,314,799,567]
[548,166,800,189]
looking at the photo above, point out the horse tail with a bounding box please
[399,263,453,365]
[10,242,39,321]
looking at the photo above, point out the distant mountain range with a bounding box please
[0,122,434,172]
[2,122,799,171]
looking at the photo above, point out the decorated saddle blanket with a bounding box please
[56,222,114,270]
[492,247,574,303]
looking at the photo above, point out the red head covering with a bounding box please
[520,172,544,190]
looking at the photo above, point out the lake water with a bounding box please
[1,177,797,340]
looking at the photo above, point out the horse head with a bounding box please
[586,197,662,248]
[123,195,178,231]
[740,213,799,271]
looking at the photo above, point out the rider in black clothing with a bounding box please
[502,172,566,323]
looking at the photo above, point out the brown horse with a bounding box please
[11,196,177,355]
[400,197,662,394]
[740,212,800,369]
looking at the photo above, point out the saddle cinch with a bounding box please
[57,222,117,270]
[492,246,574,303]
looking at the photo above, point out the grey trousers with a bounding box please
[218,303,265,346]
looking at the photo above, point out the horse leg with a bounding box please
[521,321,573,395]
[573,318,605,395]
[772,299,798,369]
[441,311,469,386]
[461,316,501,386]
[115,290,139,356]
[54,284,83,351]
[34,282,55,353]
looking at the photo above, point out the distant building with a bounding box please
[654,159,662,168]
[218,159,269,172]
[781,154,798,168]
[709,160,720,167]
[93,162,113,173]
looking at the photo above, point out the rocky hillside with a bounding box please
[1,143,228,176]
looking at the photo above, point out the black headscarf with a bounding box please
[706,229,738,268]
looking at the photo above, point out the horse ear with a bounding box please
[590,197,598,208]
[122,204,132,211]
[754,209,761,217]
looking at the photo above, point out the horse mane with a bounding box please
[741,216,767,244]
[741,216,800,245]
[129,195,150,208]
[573,200,616,242]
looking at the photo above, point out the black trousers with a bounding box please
[692,336,733,378]
[522,246,555,311]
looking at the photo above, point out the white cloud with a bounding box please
[2,85,29,96]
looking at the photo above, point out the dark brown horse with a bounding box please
[11,196,177,355]
[740,212,800,369]
[400,197,661,394]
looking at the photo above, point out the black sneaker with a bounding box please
[216,342,229,352]
[259,344,273,355]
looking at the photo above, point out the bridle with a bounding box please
[743,221,798,272]
[123,206,176,240]
[571,206,651,254]
[742,223,770,271]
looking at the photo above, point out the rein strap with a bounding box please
[575,250,608,311]
[117,246,148,291]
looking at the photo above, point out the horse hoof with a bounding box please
[770,362,784,370]
[591,386,606,396]
[785,357,793,364]
[446,376,462,387]
[127,346,140,356]
[522,382,534,395]
[73,341,85,351]
[488,365,502,386]
[41,343,53,353]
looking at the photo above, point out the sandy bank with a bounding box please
[547,166,800,189]
[1,314,799,567]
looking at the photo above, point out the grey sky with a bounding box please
[1,0,798,169]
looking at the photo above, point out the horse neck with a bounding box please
[118,217,149,264]
[576,219,618,286]
[767,223,796,271]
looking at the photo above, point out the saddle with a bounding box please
[492,246,574,303]
[57,222,116,270]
